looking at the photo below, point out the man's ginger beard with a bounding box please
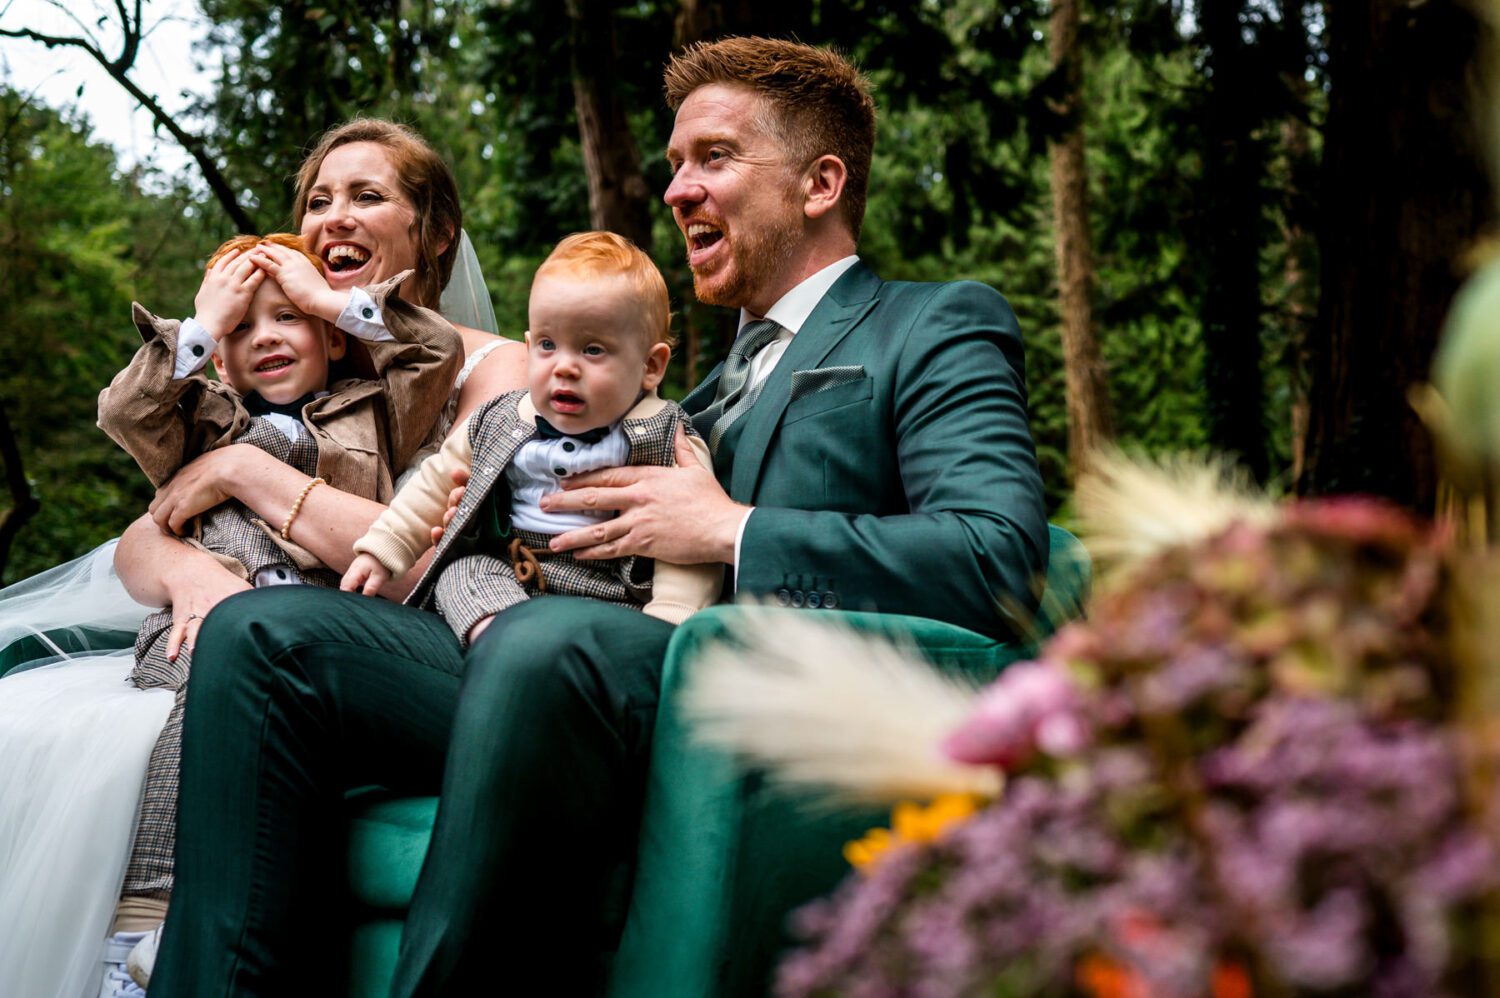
[691,189,802,310]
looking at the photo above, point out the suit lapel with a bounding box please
[728,262,882,501]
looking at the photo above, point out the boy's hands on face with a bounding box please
[248,241,347,322]
[194,249,264,340]
[341,552,391,597]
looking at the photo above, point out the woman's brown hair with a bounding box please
[292,119,461,311]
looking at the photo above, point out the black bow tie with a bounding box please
[534,416,611,445]
[246,391,318,419]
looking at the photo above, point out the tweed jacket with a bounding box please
[357,389,722,626]
[98,270,462,506]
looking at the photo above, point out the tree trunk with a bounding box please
[1300,0,1495,510]
[1198,1,1269,481]
[1046,0,1114,477]
[566,0,654,252]
[0,399,38,581]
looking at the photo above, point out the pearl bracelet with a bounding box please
[280,476,326,541]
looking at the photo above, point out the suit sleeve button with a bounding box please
[805,592,822,609]
[822,591,839,609]
[775,588,792,607]
[790,590,806,608]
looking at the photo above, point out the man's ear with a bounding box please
[326,325,347,361]
[802,154,848,221]
[641,341,671,391]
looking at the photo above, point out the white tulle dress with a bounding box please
[0,238,501,998]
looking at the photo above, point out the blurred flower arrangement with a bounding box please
[785,499,1498,997]
[687,450,1500,997]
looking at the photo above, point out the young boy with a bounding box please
[99,233,461,687]
[343,230,721,644]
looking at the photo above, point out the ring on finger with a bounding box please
[186,612,202,622]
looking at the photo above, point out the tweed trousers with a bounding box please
[434,527,647,644]
[121,420,336,898]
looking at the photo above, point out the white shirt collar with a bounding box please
[737,255,860,336]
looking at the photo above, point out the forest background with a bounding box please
[0,0,1492,584]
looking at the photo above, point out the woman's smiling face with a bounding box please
[299,141,419,291]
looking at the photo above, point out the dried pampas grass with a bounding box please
[681,607,1002,806]
[1075,449,1279,583]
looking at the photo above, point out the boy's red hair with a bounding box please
[207,233,322,273]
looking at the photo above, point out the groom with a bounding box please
[153,37,1046,996]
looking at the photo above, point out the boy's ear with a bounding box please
[523,328,534,348]
[641,341,671,391]
[326,325,347,361]
[210,353,226,382]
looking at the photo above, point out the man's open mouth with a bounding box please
[323,243,371,274]
[686,223,723,253]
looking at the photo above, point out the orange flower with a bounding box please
[843,793,985,872]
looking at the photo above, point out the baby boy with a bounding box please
[343,230,721,645]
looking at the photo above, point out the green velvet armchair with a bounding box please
[343,524,1090,997]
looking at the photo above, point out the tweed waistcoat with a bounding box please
[406,390,690,611]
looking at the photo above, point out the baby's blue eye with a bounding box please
[538,338,555,350]
[584,344,605,356]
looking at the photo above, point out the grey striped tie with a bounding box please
[692,318,783,455]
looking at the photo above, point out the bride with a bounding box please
[0,119,525,998]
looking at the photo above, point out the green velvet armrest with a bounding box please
[608,525,1090,997]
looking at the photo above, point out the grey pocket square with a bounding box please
[789,365,866,401]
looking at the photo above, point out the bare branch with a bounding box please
[0,7,254,231]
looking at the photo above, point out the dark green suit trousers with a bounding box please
[152,588,673,996]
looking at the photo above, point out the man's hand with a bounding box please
[342,553,392,596]
[194,248,263,340]
[247,241,346,321]
[542,428,742,566]
[148,445,250,534]
[431,465,470,545]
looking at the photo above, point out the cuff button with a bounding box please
[822,591,839,609]
[361,307,375,319]
[191,344,204,357]
[805,592,822,609]
[775,588,792,607]
[790,590,806,608]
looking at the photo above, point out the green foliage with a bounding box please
[0,87,216,582]
[0,0,1345,577]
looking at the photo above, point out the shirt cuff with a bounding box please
[731,506,755,592]
[174,317,217,378]
[335,287,396,342]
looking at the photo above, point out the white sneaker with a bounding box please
[126,922,163,989]
[99,931,149,998]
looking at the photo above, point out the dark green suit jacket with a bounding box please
[681,260,1048,640]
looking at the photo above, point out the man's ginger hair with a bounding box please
[207,233,322,273]
[534,231,674,348]
[663,36,877,239]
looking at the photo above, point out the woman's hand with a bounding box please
[166,563,252,661]
[194,248,264,339]
[248,241,346,322]
[149,445,254,534]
